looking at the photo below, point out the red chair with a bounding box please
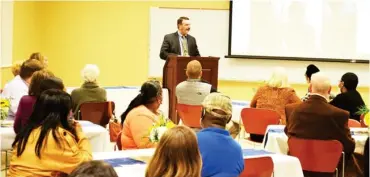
[288,137,344,177]
[348,119,362,128]
[176,104,202,128]
[241,108,280,141]
[79,101,115,128]
[240,157,274,177]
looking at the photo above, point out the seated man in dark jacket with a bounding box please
[285,73,355,177]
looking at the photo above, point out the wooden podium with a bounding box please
[163,56,220,124]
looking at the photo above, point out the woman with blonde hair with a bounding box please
[11,61,24,76]
[145,126,202,177]
[29,52,48,67]
[250,67,301,141]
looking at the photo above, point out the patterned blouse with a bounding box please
[250,85,302,124]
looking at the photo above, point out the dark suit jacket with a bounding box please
[330,90,365,122]
[285,95,355,154]
[159,32,200,60]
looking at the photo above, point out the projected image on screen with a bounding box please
[230,0,370,60]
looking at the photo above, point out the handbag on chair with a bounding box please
[108,102,122,142]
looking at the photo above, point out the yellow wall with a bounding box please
[37,1,229,86]
[2,1,369,104]
[1,1,41,86]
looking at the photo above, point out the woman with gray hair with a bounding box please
[71,64,107,116]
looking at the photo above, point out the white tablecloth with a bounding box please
[0,120,110,152]
[67,86,169,120]
[263,125,369,154]
[93,148,303,177]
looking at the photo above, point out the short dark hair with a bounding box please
[341,72,358,90]
[19,59,44,80]
[28,70,55,97]
[305,64,320,81]
[177,16,189,28]
[69,160,118,177]
[40,77,65,92]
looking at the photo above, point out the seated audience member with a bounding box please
[14,70,54,133]
[250,67,301,141]
[14,74,64,134]
[29,52,48,67]
[285,73,355,177]
[301,64,320,101]
[251,67,301,124]
[197,93,244,177]
[2,59,44,120]
[121,80,163,149]
[8,89,92,177]
[176,60,216,105]
[330,72,365,121]
[71,64,107,117]
[69,160,118,177]
[146,126,202,177]
[11,61,24,77]
[364,138,369,177]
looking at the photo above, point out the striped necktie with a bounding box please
[181,36,189,56]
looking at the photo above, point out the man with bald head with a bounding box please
[176,60,216,105]
[285,72,355,177]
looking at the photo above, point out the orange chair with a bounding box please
[176,104,203,128]
[348,119,362,128]
[288,137,344,177]
[79,101,115,128]
[241,108,280,141]
[240,157,274,177]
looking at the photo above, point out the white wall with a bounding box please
[219,58,369,86]
[149,7,369,86]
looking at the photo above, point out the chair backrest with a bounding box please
[240,156,274,177]
[176,104,202,128]
[241,108,280,135]
[79,101,114,127]
[348,119,362,128]
[116,132,123,151]
[288,137,343,173]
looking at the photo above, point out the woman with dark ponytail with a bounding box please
[120,80,163,149]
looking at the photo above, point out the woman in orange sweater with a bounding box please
[120,80,163,149]
[8,89,92,177]
[251,67,301,124]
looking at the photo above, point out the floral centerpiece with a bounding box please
[148,113,176,143]
[356,105,369,126]
[1,97,11,121]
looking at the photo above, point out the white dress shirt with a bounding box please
[176,79,212,105]
[2,75,29,120]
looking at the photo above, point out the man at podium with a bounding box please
[159,16,200,60]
